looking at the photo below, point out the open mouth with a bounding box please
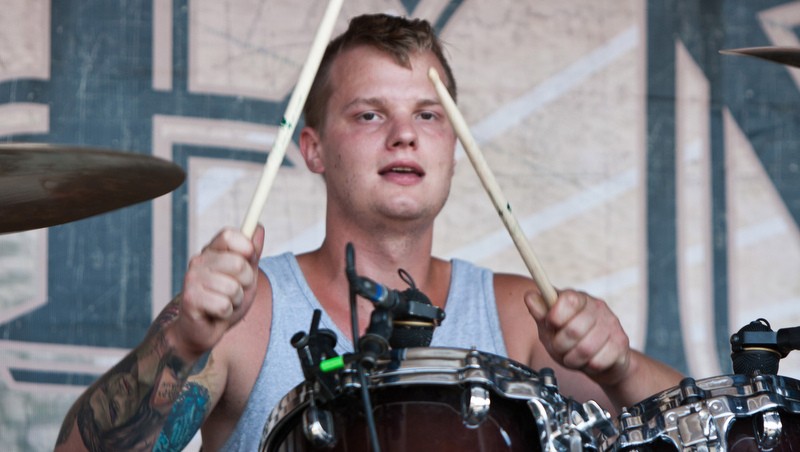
[378,165,425,177]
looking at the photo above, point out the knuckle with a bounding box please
[233,256,249,274]
[560,324,583,343]
[574,340,598,361]
[211,299,232,319]
[562,351,587,370]
[187,254,206,269]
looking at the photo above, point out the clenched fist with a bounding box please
[525,289,631,387]
[169,225,265,359]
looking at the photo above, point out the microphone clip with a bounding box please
[730,318,797,358]
[730,318,800,375]
[292,309,340,403]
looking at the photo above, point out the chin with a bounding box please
[385,203,443,223]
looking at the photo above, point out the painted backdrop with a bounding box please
[2,0,800,449]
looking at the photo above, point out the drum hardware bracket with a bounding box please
[575,400,616,438]
[533,367,617,449]
[528,393,616,451]
[534,367,617,450]
[755,409,782,450]
[610,372,800,450]
[461,385,491,428]
[540,367,559,391]
[301,403,337,448]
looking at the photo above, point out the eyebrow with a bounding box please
[341,97,442,112]
[342,97,385,112]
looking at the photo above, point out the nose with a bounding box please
[386,116,417,150]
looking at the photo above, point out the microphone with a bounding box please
[730,318,800,375]
[343,242,445,353]
[390,284,444,348]
[352,275,402,309]
[354,274,445,348]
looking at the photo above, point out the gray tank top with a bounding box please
[220,252,507,450]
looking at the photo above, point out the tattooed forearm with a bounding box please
[154,382,211,452]
[151,296,182,332]
[56,296,200,451]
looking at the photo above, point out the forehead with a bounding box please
[326,45,445,103]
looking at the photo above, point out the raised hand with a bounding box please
[170,225,265,359]
[525,289,631,387]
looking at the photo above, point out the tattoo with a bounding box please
[74,353,167,451]
[189,350,211,377]
[150,296,182,333]
[64,300,199,451]
[154,382,211,452]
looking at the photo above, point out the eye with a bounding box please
[109,399,119,424]
[358,111,381,122]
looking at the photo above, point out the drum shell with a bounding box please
[261,347,608,452]
[268,383,541,451]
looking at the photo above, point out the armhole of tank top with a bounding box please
[484,268,508,356]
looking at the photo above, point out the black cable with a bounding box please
[357,362,381,452]
[345,243,381,451]
[346,243,360,347]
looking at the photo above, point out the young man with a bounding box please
[56,13,683,451]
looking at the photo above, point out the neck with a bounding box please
[318,215,436,288]
[296,214,450,340]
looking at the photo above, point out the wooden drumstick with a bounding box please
[428,68,558,308]
[240,0,344,238]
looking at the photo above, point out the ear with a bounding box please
[299,126,325,174]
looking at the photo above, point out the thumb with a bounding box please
[251,224,266,263]
[524,290,548,322]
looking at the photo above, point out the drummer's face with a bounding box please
[305,45,457,223]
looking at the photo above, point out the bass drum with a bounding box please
[604,373,800,451]
[260,347,614,451]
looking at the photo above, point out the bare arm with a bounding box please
[154,352,219,451]
[495,273,682,414]
[55,298,205,451]
[55,226,265,451]
[524,288,684,411]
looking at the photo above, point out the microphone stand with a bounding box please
[293,243,444,451]
[345,243,384,452]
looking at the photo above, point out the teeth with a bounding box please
[392,167,414,173]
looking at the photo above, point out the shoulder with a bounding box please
[490,273,543,366]
[493,272,538,299]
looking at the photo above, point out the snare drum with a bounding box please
[604,373,800,451]
[260,347,614,451]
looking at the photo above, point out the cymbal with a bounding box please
[720,46,800,68]
[0,143,185,233]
